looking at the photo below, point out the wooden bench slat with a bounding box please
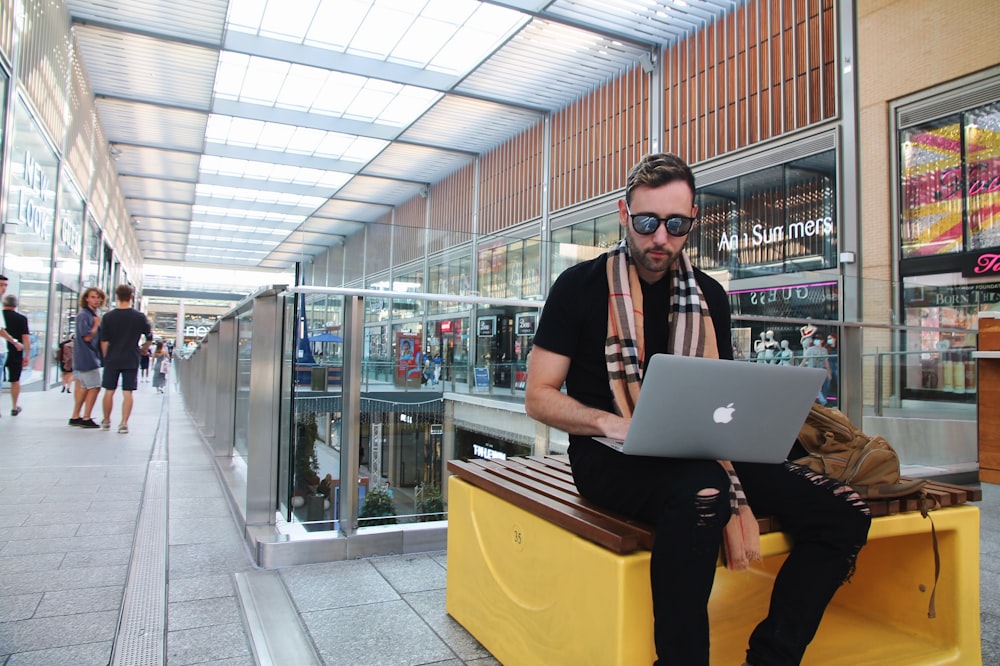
[479,462,656,550]
[448,460,647,553]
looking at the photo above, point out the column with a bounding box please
[975,312,1000,483]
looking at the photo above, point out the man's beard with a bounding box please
[626,234,680,277]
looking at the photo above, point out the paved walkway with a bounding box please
[0,381,997,664]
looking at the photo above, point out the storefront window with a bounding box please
[428,254,472,314]
[82,215,100,289]
[477,237,543,300]
[391,269,424,320]
[428,316,468,384]
[899,100,1000,257]
[967,101,1000,250]
[729,281,841,404]
[549,212,620,284]
[901,274,996,402]
[50,177,85,384]
[694,151,837,278]
[2,96,59,387]
[365,276,391,325]
[477,243,503,299]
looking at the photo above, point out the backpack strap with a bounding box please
[919,491,941,619]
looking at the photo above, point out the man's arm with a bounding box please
[20,332,29,366]
[101,340,109,357]
[82,312,100,343]
[524,346,629,441]
[1,329,22,350]
[140,318,153,354]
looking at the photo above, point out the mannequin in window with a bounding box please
[778,339,794,365]
[753,331,767,362]
[763,329,779,364]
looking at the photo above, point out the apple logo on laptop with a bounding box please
[713,403,735,424]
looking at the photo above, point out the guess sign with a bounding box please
[962,252,1000,277]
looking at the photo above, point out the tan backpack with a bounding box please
[793,403,926,499]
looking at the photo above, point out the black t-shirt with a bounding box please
[99,308,152,369]
[3,309,29,357]
[532,252,733,419]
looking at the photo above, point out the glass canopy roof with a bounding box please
[65,0,744,269]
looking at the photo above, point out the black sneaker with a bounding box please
[69,417,84,426]
[78,418,100,429]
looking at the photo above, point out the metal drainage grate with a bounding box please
[111,399,169,666]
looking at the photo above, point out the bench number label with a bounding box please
[512,523,524,551]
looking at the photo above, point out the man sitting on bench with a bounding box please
[525,152,872,666]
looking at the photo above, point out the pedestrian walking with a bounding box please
[2,294,30,416]
[98,285,153,433]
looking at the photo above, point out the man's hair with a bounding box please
[2,295,16,307]
[115,284,135,302]
[0,274,7,280]
[79,287,107,308]
[624,152,696,204]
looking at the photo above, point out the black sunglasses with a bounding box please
[627,206,696,237]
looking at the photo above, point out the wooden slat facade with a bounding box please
[665,0,836,162]
[427,164,476,254]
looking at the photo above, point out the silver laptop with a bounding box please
[594,354,826,463]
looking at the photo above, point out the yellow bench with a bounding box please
[446,456,982,666]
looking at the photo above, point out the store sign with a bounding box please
[515,313,536,335]
[962,251,1000,277]
[59,210,82,254]
[905,281,1000,307]
[716,216,834,254]
[473,444,507,460]
[16,152,53,240]
[184,325,210,337]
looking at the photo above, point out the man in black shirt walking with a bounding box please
[99,284,153,433]
[2,294,30,416]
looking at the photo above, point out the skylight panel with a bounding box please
[279,65,330,111]
[344,86,396,123]
[240,58,290,105]
[214,52,250,100]
[207,113,389,161]
[257,122,298,151]
[349,3,412,59]
[380,87,440,126]
[341,137,387,162]
[422,0,477,24]
[228,117,266,146]
[225,0,267,34]
[259,0,319,42]
[430,2,526,75]
[305,0,369,50]
[285,127,331,155]
[391,16,452,68]
[311,72,365,116]
[199,156,351,191]
[196,183,326,209]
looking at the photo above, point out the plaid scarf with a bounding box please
[605,239,761,570]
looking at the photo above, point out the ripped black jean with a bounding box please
[569,438,872,666]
